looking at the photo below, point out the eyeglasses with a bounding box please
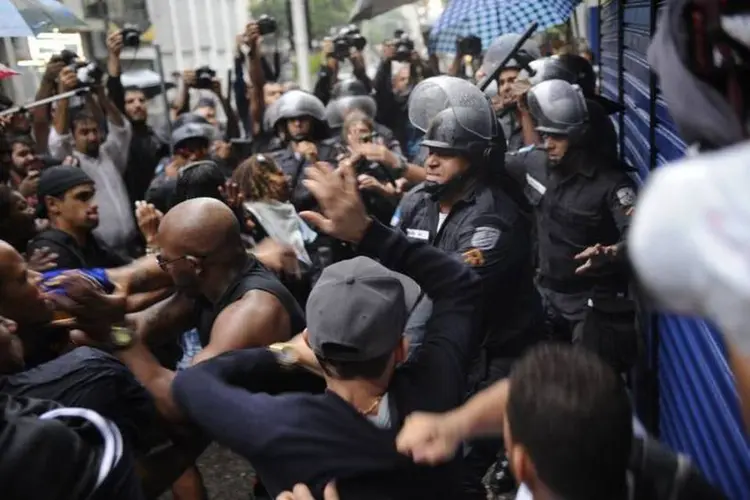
[155,254,190,270]
[155,253,210,271]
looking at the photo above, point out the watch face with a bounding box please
[111,327,133,348]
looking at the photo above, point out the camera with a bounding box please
[332,25,367,61]
[257,14,277,36]
[393,32,414,62]
[68,61,104,87]
[194,66,216,89]
[457,35,482,57]
[121,24,141,48]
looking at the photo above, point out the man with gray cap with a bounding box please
[171,161,483,499]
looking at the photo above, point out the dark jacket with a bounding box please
[173,220,483,499]
[393,180,544,358]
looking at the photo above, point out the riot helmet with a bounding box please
[326,96,377,130]
[522,54,623,114]
[480,34,541,79]
[331,78,370,100]
[172,122,213,151]
[408,76,505,198]
[526,79,589,137]
[271,90,328,142]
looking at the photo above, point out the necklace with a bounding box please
[359,395,384,416]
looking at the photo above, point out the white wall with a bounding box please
[144,0,248,79]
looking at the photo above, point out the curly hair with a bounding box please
[231,154,289,202]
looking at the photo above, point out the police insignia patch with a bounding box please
[471,227,501,250]
[616,187,636,207]
[462,248,485,267]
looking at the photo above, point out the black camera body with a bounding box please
[121,24,141,48]
[69,61,104,87]
[333,25,367,61]
[393,32,414,62]
[457,35,482,57]
[194,66,216,89]
[257,14,277,36]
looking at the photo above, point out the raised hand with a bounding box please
[134,201,163,247]
[299,162,370,244]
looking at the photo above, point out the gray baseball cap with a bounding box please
[306,256,421,362]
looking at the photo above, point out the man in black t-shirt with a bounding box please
[28,165,129,270]
[53,197,305,423]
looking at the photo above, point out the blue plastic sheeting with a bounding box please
[594,2,750,498]
[658,315,750,500]
[588,7,600,62]
[654,125,686,162]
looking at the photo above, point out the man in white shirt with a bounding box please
[48,64,136,259]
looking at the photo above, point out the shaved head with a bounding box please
[159,197,241,256]
[156,198,247,296]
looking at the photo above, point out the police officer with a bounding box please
[146,120,215,212]
[266,90,331,212]
[324,78,398,145]
[478,34,541,152]
[394,76,544,499]
[521,79,638,371]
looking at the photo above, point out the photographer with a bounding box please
[234,17,282,136]
[104,30,169,204]
[372,33,436,162]
[242,20,286,143]
[171,68,240,141]
[48,62,138,260]
[447,35,483,79]
[313,27,372,106]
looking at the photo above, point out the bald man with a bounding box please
[61,198,306,422]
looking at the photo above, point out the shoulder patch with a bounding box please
[616,187,637,207]
[471,226,502,250]
[462,248,485,267]
[390,207,401,228]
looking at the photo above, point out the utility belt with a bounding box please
[578,288,639,374]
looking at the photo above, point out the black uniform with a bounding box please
[395,181,543,361]
[394,180,544,500]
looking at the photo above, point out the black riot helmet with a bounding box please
[526,79,589,141]
[521,54,623,114]
[409,76,506,198]
[331,78,369,100]
[271,90,329,142]
[326,78,378,129]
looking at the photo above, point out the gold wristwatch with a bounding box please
[268,342,299,368]
[110,325,136,351]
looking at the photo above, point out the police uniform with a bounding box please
[522,79,638,372]
[399,75,544,500]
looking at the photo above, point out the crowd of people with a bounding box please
[0,1,747,499]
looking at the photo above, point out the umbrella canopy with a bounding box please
[0,63,19,80]
[0,0,88,37]
[349,0,415,23]
[429,0,580,54]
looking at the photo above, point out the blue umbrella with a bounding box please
[429,0,580,54]
[0,0,88,37]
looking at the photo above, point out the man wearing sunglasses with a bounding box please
[53,196,306,426]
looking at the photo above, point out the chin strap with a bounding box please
[424,166,476,201]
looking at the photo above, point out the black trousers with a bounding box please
[462,354,515,500]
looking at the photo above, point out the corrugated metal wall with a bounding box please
[597,1,750,498]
